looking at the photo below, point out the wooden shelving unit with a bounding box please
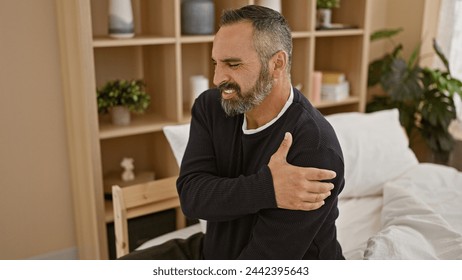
[56,0,371,259]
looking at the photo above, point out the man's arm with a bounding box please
[177,101,334,221]
[269,132,335,210]
[238,145,345,259]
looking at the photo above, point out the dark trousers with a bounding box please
[118,232,204,260]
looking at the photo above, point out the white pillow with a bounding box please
[325,109,418,198]
[163,123,207,231]
[162,123,190,167]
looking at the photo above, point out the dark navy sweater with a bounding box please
[177,88,345,259]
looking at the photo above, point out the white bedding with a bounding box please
[337,196,383,259]
[337,163,462,260]
[148,109,462,260]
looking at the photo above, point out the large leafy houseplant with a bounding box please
[367,28,462,162]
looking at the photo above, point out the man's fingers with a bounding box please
[299,201,325,211]
[305,190,332,203]
[303,167,336,181]
[273,132,293,162]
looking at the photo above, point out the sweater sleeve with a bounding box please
[177,95,277,222]
[238,143,345,259]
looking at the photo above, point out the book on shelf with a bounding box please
[311,71,322,103]
[321,81,349,101]
[321,71,346,84]
[319,71,349,101]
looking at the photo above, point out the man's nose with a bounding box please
[213,65,229,87]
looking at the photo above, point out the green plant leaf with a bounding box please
[408,43,421,69]
[433,39,450,73]
[381,58,423,101]
[370,28,403,42]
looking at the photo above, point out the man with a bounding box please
[177,5,344,259]
[120,5,344,260]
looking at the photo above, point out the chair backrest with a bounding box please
[112,176,186,258]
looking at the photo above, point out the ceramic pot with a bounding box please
[108,0,135,38]
[316,8,332,28]
[111,106,131,125]
[181,0,215,35]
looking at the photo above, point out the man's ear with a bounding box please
[272,50,288,78]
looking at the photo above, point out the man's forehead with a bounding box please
[212,22,255,60]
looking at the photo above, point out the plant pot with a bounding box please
[111,106,131,126]
[108,0,135,38]
[316,8,332,28]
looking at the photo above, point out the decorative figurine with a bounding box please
[121,157,135,181]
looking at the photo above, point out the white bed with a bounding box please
[139,109,462,260]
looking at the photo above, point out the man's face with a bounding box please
[212,22,273,116]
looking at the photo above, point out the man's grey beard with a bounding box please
[220,68,273,117]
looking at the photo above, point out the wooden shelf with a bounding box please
[57,0,371,259]
[291,31,313,39]
[313,96,361,109]
[180,35,215,44]
[99,113,178,140]
[93,35,177,47]
[315,29,364,37]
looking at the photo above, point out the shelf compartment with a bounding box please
[330,0,367,30]
[90,0,176,38]
[314,36,365,101]
[181,42,214,111]
[94,43,180,124]
[100,132,179,187]
[291,38,312,97]
[281,0,314,32]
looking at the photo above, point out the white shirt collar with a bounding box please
[242,86,294,135]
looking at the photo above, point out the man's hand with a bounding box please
[268,132,336,211]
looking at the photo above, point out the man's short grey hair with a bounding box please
[220,5,293,75]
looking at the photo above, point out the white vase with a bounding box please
[189,75,209,107]
[255,0,281,13]
[111,106,131,126]
[108,0,135,38]
[316,8,332,28]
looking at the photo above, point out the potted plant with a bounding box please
[367,28,462,163]
[316,0,340,28]
[96,79,151,125]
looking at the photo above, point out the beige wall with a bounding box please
[368,0,440,65]
[0,0,76,259]
[0,0,439,259]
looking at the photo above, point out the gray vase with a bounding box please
[181,0,215,35]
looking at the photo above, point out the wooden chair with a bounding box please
[112,176,186,258]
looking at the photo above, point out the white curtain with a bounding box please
[436,0,462,78]
[436,0,462,132]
